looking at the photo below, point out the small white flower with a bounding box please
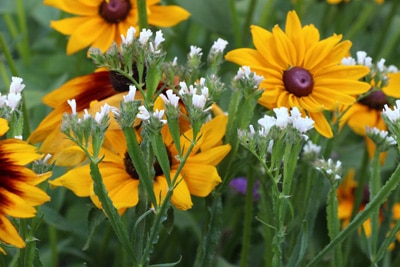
[377,58,386,72]
[258,115,276,135]
[83,109,91,121]
[14,135,23,140]
[387,65,398,73]
[356,51,372,67]
[154,30,165,48]
[94,104,111,124]
[137,105,151,121]
[6,93,22,110]
[153,109,167,124]
[189,46,202,57]
[341,56,356,66]
[123,85,137,103]
[292,116,314,134]
[234,66,264,86]
[160,89,180,108]
[192,94,207,109]
[383,101,400,123]
[273,107,290,129]
[139,29,153,45]
[172,57,178,66]
[179,81,189,95]
[302,140,321,156]
[0,94,6,107]
[67,99,77,115]
[121,26,136,45]
[9,77,25,94]
[211,38,228,53]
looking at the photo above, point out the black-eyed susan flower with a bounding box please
[340,52,400,159]
[337,169,400,248]
[28,70,134,166]
[49,113,231,212]
[44,0,190,54]
[225,10,370,138]
[0,118,51,254]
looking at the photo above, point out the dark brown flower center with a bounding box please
[283,67,314,97]
[124,151,170,179]
[109,62,147,92]
[99,0,131,24]
[358,90,388,110]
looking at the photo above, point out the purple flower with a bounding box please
[229,177,260,200]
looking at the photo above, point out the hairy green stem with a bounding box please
[137,0,149,30]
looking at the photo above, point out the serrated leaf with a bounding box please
[83,207,106,251]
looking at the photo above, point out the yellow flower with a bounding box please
[337,169,400,247]
[225,10,370,138]
[0,118,51,254]
[327,0,383,4]
[341,67,400,160]
[29,70,131,166]
[49,114,231,212]
[44,0,190,54]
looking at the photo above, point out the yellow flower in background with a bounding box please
[28,70,132,166]
[44,0,190,54]
[340,53,400,160]
[225,10,370,138]
[327,0,383,4]
[49,112,231,213]
[0,119,51,254]
[337,169,400,248]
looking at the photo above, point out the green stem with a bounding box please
[89,161,137,264]
[49,225,59,267]
[16,0,30,64]
[369,150,381,263]
[229,0,242,48]
[122,126,157,207]
[239,167,255,267]
[137,0,148,30]
[0,32,18,76]
[306,163,400,267]
[326,182,342,267]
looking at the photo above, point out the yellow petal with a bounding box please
[180,164,222,197]
[49,166,92,197]
[309,111,333,138]
[66,17,108,54]
[0,214,25,248]
[44,0,99,15]
[147,6,190,27]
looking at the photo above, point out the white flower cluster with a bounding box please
[137,106,167,125]
[234,66,264,88]
[342,51,398,89]
[257,107,314,138]
[0,77,25,111]
[121,27,165,53]
[67,99,116,125]
[314,158,342,181]
[366,127,396,146]
[302,140,322,158]
[383,100,400,123]
[179,78,210,111]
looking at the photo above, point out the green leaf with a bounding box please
[162,207,174,235]
[83,208,106,251]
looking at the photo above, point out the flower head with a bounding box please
[0,118,51,253]
[49,115,231,212]
[225,10,370,138]
[45,0,190,54]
